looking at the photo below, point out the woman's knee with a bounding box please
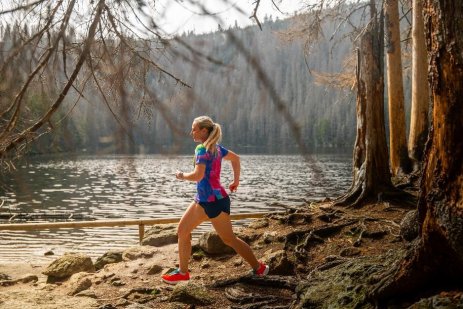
[177,224,192,240]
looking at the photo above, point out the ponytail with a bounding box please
[193,116,222,155]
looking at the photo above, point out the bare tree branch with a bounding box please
[250,0,263,31]
[0,0,77,140]
[0,0,47,15]
[2,0,105,155]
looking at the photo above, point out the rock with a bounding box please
[67,272,92,296]
[141,223,178,247]
[0,273,11,280]
[44,250,54,256]
[400,210,419,241]
[43,252,95,279]
[111,279,125,287]
[147,264,163,275]
[17,274,39,284]
[235,228,261,243]
[197,231,234,255]
[247,218,269,229]
[0,274,38,286]
[169,282,213,305]
[75,290,98,298]
[263,231,278,244]
[263,250,295,275]
[296,251,405,308]
[94,250,123,270]
[122,246,158,261]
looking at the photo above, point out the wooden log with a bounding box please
[0,212,268,231]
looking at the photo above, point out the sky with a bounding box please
[155,0,306,35]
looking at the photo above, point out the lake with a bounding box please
[0,154,352,263]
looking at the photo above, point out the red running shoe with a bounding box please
[162,269,190,284]
[253,261,269,276]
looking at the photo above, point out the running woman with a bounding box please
[162,115,269,284]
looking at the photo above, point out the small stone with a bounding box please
[111,280,125,287]
[75,290,97,298]
[67,273,92,296]
[233,258,243,266]
[147,264,163,275]
[15,274,39,284]
[94,251,123,270]
[44,250,55,256]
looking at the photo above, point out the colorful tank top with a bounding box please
[194,144,229,202]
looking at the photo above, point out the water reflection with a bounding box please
[0,154,352,263]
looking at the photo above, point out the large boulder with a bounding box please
[43,253,95,279]
[197,231,234,255]
[141,223,178,247]
[94,250,123,270]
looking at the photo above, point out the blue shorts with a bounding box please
[198,196,231,219]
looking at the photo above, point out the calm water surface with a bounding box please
[0,154,352,263]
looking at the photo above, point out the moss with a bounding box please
[296,250,405,309]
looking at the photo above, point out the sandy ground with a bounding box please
[0,243,181,309]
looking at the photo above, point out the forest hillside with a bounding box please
[0,13,411,155]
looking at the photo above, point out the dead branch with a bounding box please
[2,0,104,155]
[0,0,76,141]
[250,0,263,31]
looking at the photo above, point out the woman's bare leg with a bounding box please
[210,212,260,270]
[177,202,208,273]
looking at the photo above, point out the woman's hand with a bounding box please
[175,170,184,180]
[229,180,239,193]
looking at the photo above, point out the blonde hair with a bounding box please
[194,115,222,154]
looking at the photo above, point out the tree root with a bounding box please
[285,219,357,250]
[334,180,416,209]
[230,301,288,309]
[368,238,463,306]
[210,274,298,290]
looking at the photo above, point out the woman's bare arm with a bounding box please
[223,150,240,192]
[176,164,205,182]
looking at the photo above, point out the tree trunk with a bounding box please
[385,0,412,175]
[335,8,396,207]
[408,0,430,166]
[370,0,463,303]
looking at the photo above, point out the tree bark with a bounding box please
[385,0,412,175]
[408,0,430,165]
[335,7,396,207]
[370,0,463,303]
